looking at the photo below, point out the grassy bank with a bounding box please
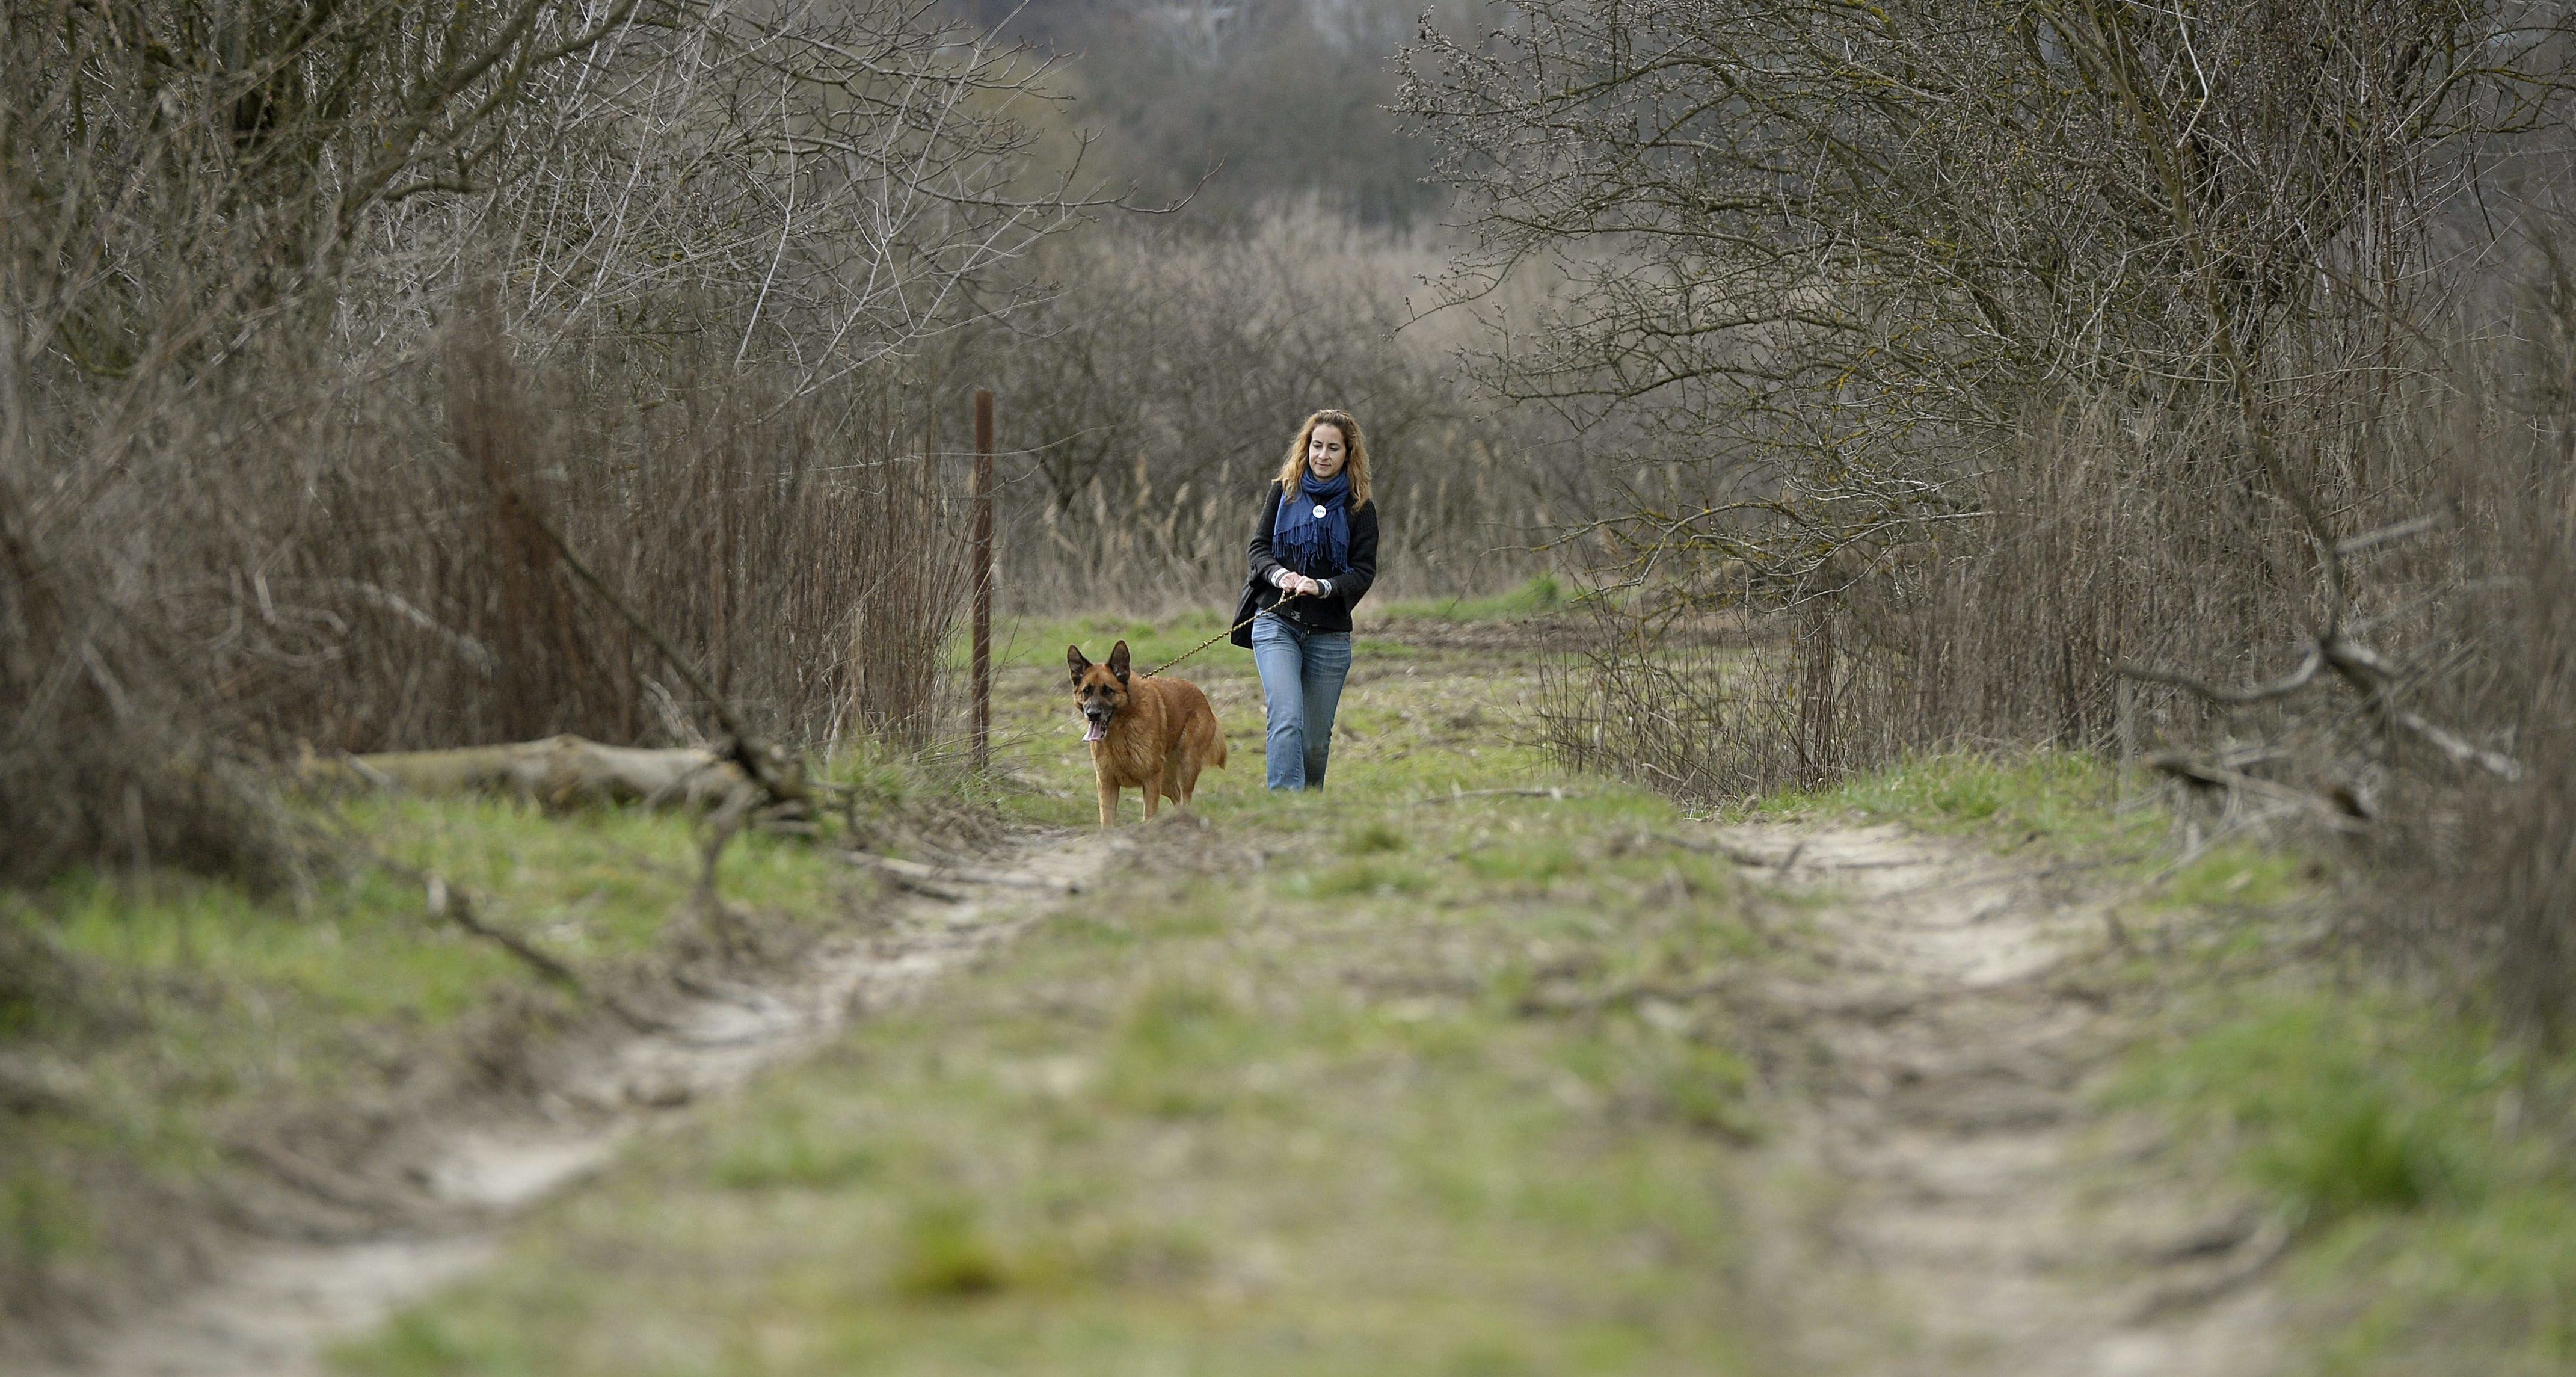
[28,597,2569,1375]
[0,767,899,1347]
[333,613,1769,1376]
[1763,751,2576,1375]
[1747,750,2313,909]
[2117,958,2576,1375]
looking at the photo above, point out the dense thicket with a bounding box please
[1403,1,2576,1023]
[932,212,1587,614]
[1,0,1081,882]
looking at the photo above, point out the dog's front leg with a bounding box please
[1097,776,1118,830]
[1142,763,1164,820]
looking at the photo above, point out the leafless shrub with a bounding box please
[0,498,289,886]
[946,211,1588,614]
[1535,598,1797,798]
[2393,269,2576,1029]
[1412,0,2576,1017]
[2,0,1083,881]
[266,318,970,756]
[1403,1,2558,488]
[1539,393,2347,797]
[2467,492,2576,1029]
[1400,0,2570,639]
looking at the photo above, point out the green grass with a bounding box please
[332,613,1765,1376]
[987,608,1244,676]
[1756,746,2576,1372]
[1376,573,1572,623]
[57,584,2565,1375]
[1751,749,2311,912]
[2118,990,2576,1375]
[32,793,853,1039]
[1751,750,2147,846]
[0,778,873,1311]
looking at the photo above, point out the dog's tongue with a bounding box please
[1083,719,1107,743]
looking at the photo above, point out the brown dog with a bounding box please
[1068,640,1225,828]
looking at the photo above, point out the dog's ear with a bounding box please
[1108,639,1131,685]
[1067,645,1090,685]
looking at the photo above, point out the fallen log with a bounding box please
[302,734,747,812]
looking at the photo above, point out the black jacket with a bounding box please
[1232,483,1380,646]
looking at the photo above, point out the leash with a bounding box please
[1143,589,1305,679]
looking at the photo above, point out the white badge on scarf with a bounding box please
[1313,504,1327,518]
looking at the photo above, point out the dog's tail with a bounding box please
[1213,729,1228,769]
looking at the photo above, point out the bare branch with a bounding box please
[2116,647,2323,705]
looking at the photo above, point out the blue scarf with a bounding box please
[1271,470,1352,578]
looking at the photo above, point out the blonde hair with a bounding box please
[1274,409,1371,509]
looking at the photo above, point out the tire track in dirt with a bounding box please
[32,831,1110,1377]
[1720,822,2287,1377]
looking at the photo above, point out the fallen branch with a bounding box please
[0,1052,90,1117]
[2117,647,2322,704]
[303,735,746,811]
[2394,710,2524,781]
[2123,623,2523,789]
[425,873,588,994]
[521,511,811,813]
[863,869,968,902]
[2128,1217,2292,1321]
[1517,976,1730,1016]
[2145,751,2368,833]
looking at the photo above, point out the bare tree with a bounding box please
[1410,0,2576,1022]
[1400,0,2567,591]
[0,0,1098,881]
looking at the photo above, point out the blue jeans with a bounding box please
[1250,615,1352,790]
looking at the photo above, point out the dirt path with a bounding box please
[1719,822,2286,1376]
[36,831,1108,1377]
[38,794,2298,1375]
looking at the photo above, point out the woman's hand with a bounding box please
[1282,572,1326,598]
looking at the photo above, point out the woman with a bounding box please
[1232,408,1380,790]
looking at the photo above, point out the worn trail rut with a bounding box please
[45,810,2293,1376]
[37,832,1108,1377]
[1722,822,2283,1376]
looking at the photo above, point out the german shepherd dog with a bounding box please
[1068,640,1226,828]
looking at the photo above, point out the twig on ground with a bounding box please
[695,788,758,962]
[1413,786,1578,804]
[2127,1217,2293,1320]
[1516,976,1732,1016]
[223,1136,410,1219]
[837,849,1077,893]
[425,872,587,994]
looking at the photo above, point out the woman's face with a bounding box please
[1306,424,1348,480]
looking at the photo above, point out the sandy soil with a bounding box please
[31,830,1110,1377]
[1718,822,2286,1377]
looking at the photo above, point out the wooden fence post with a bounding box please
[971,389,995,772]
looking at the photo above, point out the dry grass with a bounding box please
[1542,328,2576,1023]
[942,213,1583,617]
[0,0,1075,884]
